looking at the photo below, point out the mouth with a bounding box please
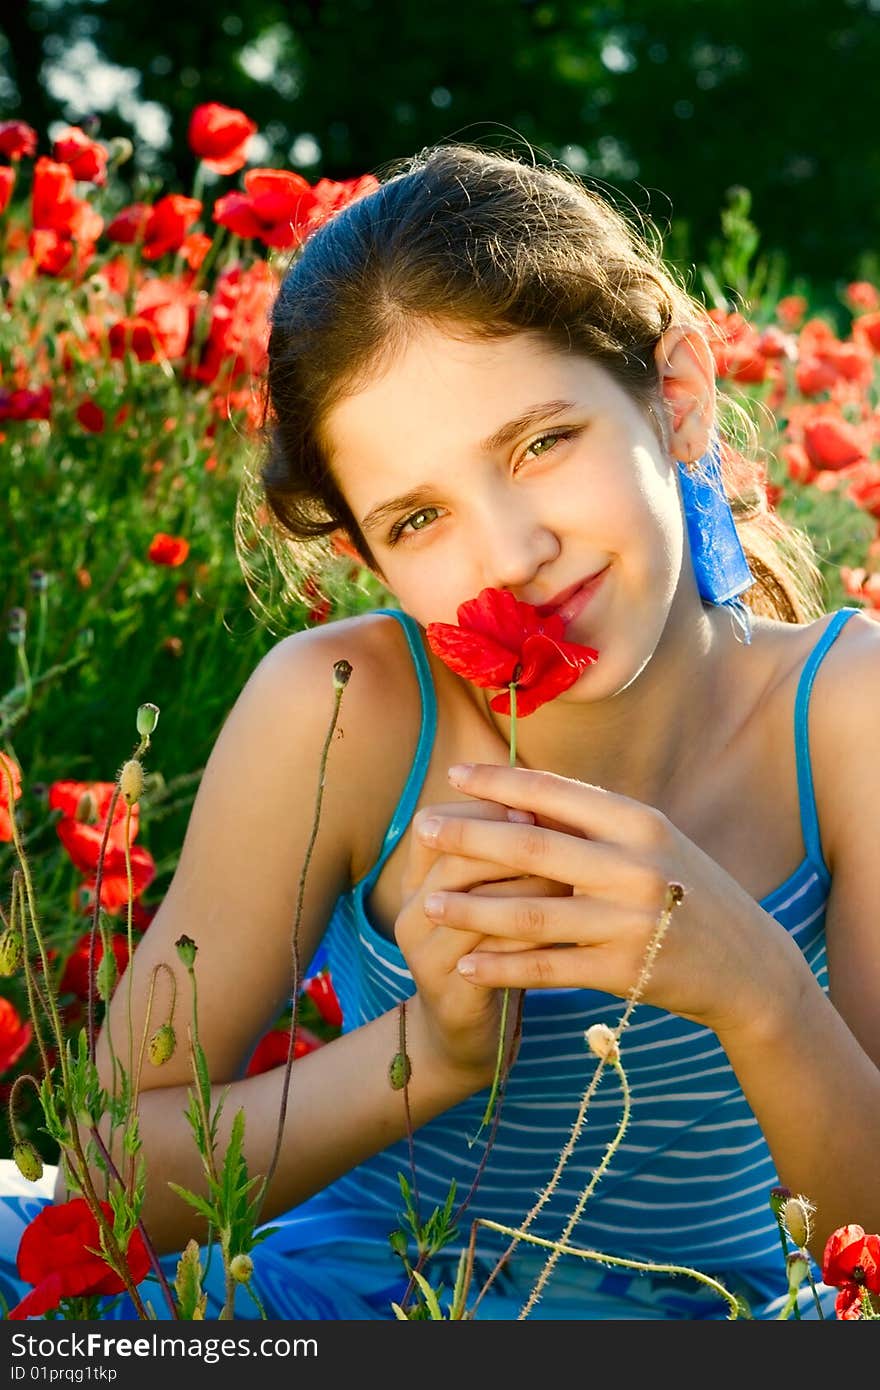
[535,566,611,622]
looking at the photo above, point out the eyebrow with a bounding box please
[359,398,577,535]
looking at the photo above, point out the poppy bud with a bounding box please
[585,1023,619,1063]
[333,659,352,690]
[782,1195,814,1250]
[96,948,117,1001]
[119,758,144,806]
[768,1186,792,1218]
[389,1051,412,1090]
[148,1022,176,1066]
[13,1141,43,1183]
[388,1230,409,1258]
[175,935,197,968]
[786,1250,809,1294]
[229,1253,254,1284]
[0,928,23,975]
[75,790,98,823]
[137,703,160,738]
[7,608,26,647]
[29,569,48,594]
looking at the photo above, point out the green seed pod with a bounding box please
[0,929,23,976]
[388,1051,412,1090]
[148,1022,176,1066]
[229,1253,254,1284]
[13,1141,44,1183]
[388,1230,409,1258]
[786,1250,810,1293]
[175,935,197,968]
[136,703,160,737]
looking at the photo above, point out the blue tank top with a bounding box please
[307,606,859,1312]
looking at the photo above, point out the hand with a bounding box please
[415,763,781,1037]
[396,797,570,1082]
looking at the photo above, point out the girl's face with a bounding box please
[323,323,692,699]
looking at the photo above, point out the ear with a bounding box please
[654,327,717,465]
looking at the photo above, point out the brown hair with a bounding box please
[239,141,825,622]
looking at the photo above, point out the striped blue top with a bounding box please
[299,606,859,1313]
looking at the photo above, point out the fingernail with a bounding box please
[417,817,441,843]
[424,893,445,918]
[457,956,476,977]
[507,808,534,823]
[448,763,474,785]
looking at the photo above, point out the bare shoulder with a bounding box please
[261,608,425,878]
[96,609,421,1096]
[789,607,880,1063]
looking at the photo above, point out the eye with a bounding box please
[388,506,442,545]
[516,429,577,470]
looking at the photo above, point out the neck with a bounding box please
[477,599,752,814]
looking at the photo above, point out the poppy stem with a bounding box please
[469,681,520,1145]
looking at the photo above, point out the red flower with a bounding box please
[213,168,319,249]
[148,533,190,567]
[52,127,108,185]
[141,194,202,261]
[821,1224,880,1320]
[245,1025,324,1076]
[304,971,343,1028]
[802,415,867,471]
[9,1197,150,1320]
[50,779,137,844]
[309,174,380,229]
[188,103,256,175]
[0,120,38,159]
[31,157,77,232]
[0,751,22,841]
[0,165,15,215]
[105,202,151,244]
[846,280,880,312]
[776,294,807,329]
[59,931,131,1001]
[80,841,156,915]
[0,998,32,1076]
[0,387,51,423]
[426,588,599,716]
[76,399,106,433]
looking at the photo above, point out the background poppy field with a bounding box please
[2,8,880,1180]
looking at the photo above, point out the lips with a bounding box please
[535,567,609,618]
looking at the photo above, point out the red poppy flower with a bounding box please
[0,751,22,841]
[821,1224,880,1320]
[304,971,343,1028]
[105,202,151,244]
[0,998,32,1076]
[0,165,15,216]
[213,169,319,249]
[148,533,190,567]
[141,194,203,261]
[846,281,880,312]
[426,588,599,716]
[802,415,867,471]
[52,127,108,185]
[245,1025,324,1076]
[188,103,257,175]
[0,387,52,423]
[9,1197,150,1320]
[59,931,131,1001]
[30,157,78,232]
[308,174,380,229]
[80,841,156,915]
[50,779,137,846]
[76,399,106,433]
[0,120,38,159]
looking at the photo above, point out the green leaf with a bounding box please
[411,1268,445,1320]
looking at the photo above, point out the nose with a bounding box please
[477,489,560,595]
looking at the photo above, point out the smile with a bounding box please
[537,566,610,626]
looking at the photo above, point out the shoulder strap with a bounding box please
[794,607,861,870]
[356,608,438,892]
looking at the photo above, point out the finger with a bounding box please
[423,890,637,944]
[402,799,534,899]
[456,944,604,991]
[415,815,650,906]
[445,763,669,853]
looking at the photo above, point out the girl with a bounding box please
[3,144,879,1321]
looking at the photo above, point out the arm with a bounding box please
[55,623,486,1256]
[714,616,880,1262]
